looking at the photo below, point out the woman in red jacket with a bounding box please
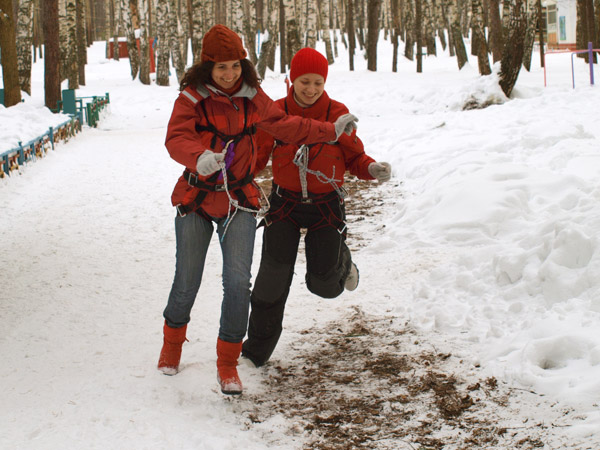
[242,48,392,368]
[158,26,358,395]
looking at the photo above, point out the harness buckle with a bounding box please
[301,197,313,204]
[214,184,226,192]
[187,172,198,186]
[176,204,187,217]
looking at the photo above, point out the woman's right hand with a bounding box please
[196,150,225,176]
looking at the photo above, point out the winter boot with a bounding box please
[157,322,187,375]
[216,338,243,395]
[345,262,360,291]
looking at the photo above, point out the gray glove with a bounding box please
[334,113,359,139]
[196,150,225,176]
[368,162,392,182]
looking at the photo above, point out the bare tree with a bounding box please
[283,0,301,67]
[64,0,79,89]
[449,0,468,69]
[138,0,151,84]
[42,0,61,109]
[471,0,491,74]
[499,0,527,97]
[305,0,318,48]
[317,0,334,63]
[76,0,87,85]
[242,0,258,63]
[156,0,170,86]
[122,0,139,79]
[257,0,279,78]
[487,0,503,63]
[416,0,423,72]
[367,0,381,71]
[16,0,34,95]
[391,0,401,71]
[347,0,356,70]
[0,0,21,106]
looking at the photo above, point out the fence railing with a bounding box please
[1,89,110,178]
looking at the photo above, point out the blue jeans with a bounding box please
[163,210,256,343]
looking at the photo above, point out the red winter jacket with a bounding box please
[165,82,337,218]
[255,88,375,194]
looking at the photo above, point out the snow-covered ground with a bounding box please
[2,35,600,449]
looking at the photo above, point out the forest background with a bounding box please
[1,0,600,113]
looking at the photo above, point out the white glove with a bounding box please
[334,113,359,139]
[368,162,392,183]
[196,150,225,176]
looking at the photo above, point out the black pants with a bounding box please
[242,192,352,367]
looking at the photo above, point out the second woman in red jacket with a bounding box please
[242,48,392,368]
[157,27,358,395]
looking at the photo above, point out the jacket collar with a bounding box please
[285,87,330,119]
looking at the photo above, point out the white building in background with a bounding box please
[544,0,577,49]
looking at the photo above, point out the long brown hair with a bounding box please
[179,59,260,91]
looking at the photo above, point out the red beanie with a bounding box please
[201,24,247,63]
[289,48,328,83]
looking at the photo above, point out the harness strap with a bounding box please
[195,98,256,148]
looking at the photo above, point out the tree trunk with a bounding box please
[305,0,318,48]
[279,0,286,72]
[283,0,301,68]
[488,0,503,62]
[537,0,545,67]
[76,0,87,85]
[585,0,598,62]
[242,0,258,63]
[138,0,151,84]
[42,0,60,110]
[16,0,34,95]
[471,0,491,74]
[113,0,120,61]
[499,1,527,97]
[190,0,203,63]
[121,0,139,79]
[65,0,79,89]
[0,0,21,106]
[522,10,538,71]
[450,0,467,69]
[367,0,381,71]
[416,0,423,72]
[347,0,356,70]
[391,0,400,71]
[318,0,334,63]
[156,0,170,86]
[404,0,415,61]
[257,0,279,78]
[167,0,185,81]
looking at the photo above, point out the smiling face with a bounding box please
[211,60,242,90]
[292,73,325,107]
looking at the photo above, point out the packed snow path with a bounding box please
[2,41,600,449]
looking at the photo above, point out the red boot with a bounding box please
[157,322,187,375]
[216,338,243,395]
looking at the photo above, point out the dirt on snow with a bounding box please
[237,170,581,450]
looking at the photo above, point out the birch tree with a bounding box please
[138,0,151,84]
[167,0,185,81]
[283,0,302,66]
[190,0,205,62]
[257,0,279,77]
[65,0,79,89]
[305,0,318,48]
[499,0,527,97]
[0,0,21,106]
[347,0,356,70]
[156,0,170,86]
[242,0,258,63]
[318,0,335,63]
[16,0,34,95]
[122,0,139,79]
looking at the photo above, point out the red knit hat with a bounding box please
[289,48,328,82]
[201,24,247,63]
